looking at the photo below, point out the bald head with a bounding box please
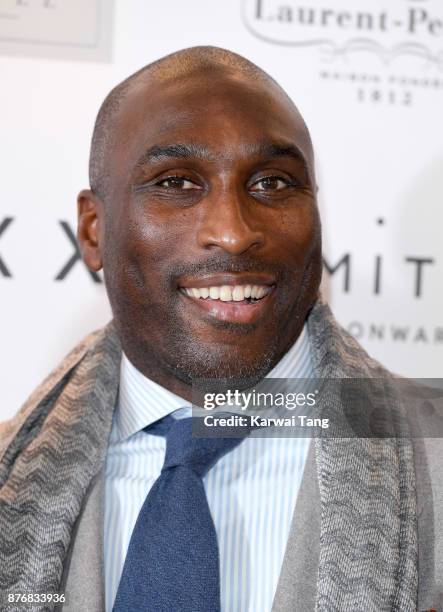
[88,46,309,200]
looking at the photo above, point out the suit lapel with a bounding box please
[272,439,320,611]
[59,469,106,611]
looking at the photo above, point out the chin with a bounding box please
[168,340,277,390]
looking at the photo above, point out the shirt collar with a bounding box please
[115,356,188,441]
[115,323,312,442]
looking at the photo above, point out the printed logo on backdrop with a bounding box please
[243,0,443,106]
[0,0,113,62]
[322,216,442,347]
[0,217,103,282]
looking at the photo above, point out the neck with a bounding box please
[120,320,307,406]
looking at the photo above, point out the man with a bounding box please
[0,46,441,612]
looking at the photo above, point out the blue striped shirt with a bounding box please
[104,325,313,611]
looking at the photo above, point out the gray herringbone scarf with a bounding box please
[0,298,418,611]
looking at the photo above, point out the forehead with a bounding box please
[111,71,313,172]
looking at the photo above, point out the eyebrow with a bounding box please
[134,140,310,177]
[135,143,213,167]
[253,141,310,176]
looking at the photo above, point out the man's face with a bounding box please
[99,72,322,386]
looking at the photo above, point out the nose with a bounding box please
[196,186,265,255]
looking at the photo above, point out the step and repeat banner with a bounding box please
[1,0,442,419]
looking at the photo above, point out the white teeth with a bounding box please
[256,286,268,299]
[220,286,233,301]
[209,286,220,300]
[232,286,245,301]
[183,284,272,302]
[250,285,260,299]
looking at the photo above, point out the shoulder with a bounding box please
[0,321,120,462]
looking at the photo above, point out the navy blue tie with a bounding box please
[113,415,246,612]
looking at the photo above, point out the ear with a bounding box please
[77,189,104,271]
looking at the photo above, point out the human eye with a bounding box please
[249,175,296,192]
[155,175,202,190]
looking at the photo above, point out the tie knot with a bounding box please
[145,415,245,477]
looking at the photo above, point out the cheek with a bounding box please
[106,203,189,300]
[128,198,188,249]
[271,203,320,267]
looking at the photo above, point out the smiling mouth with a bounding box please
[178,283,276,324]
[180,284,272,303]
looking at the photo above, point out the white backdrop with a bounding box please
[1,0,443,420]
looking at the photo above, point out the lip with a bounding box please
[178,272,276,289]
[178,286,275,324]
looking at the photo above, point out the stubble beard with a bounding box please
[162,252,322,390]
